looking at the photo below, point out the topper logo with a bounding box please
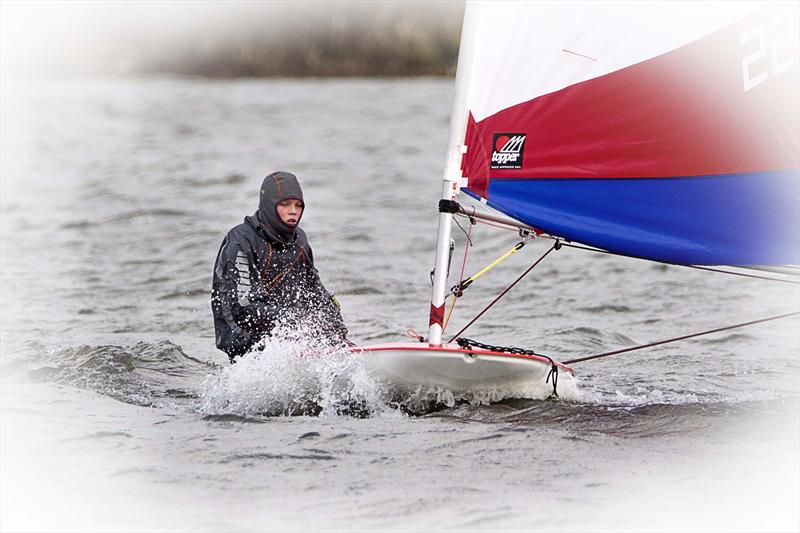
[491,133,526,169]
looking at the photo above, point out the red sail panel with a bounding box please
[462,5,799,199]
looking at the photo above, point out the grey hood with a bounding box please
[254,171,304,244]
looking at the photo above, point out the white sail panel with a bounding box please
[464,1,761,121]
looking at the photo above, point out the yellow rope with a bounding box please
[444,239,527,334]
[458,241,526,291]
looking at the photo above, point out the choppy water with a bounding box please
[1,78,798,531]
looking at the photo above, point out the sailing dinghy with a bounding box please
[354,1,800,396]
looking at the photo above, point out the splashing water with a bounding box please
[200,327,369,417]
[199,324,584,418]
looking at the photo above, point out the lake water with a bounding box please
[1,77,798,531]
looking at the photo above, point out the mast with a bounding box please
[428,1,479,346]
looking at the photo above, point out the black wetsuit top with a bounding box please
[211,172,347,360]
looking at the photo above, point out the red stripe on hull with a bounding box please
[351,342,574,375]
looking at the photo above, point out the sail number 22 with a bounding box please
[740,17,796,93]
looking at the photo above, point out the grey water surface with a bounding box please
[1,78,798,532]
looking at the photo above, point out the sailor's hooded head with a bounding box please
[255,171,304,244]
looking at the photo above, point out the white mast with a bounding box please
[428,1,479,346]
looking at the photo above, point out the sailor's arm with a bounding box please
[304,244,348,339]
[211,236,275,358]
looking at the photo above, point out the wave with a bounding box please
[577,304,634,314]
[2,340,213,407]
[7,335,571,417]
[60,208,191,230]
[4,330,784,422]
[551,326,636,349]
[426,386,792,438]
[178,173,247,188]
[338,286,384,295]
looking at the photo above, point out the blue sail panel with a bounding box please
[463,170,800,266]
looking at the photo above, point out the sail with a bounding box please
[453,1,799,266]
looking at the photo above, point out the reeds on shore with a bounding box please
[137,2,463,78]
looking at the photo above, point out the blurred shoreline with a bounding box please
[2,1,463,80]
[144,8,463,78]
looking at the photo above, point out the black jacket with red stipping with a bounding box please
[211,172,347,361]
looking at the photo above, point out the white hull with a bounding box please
[352,342,572,393]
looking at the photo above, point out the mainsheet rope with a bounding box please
[563,310,800,365]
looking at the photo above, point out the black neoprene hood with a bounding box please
[255,171,305,244]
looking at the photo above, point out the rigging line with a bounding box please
[455,213,519,233]
[563,310,800,365]
[448,242,558,343]
[457,216,797,284]
[443,221,474,332]
[453,240,527,294]
[558,241,800,285]
[442,292,459,332]
[453,214,474,246]
[683,264,800,284]
[459,214,797,285]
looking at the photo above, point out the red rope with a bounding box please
[466,216,518,232]
[442,221,473,332]
[456,222,473,287]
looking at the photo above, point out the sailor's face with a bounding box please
[277,199,304,227]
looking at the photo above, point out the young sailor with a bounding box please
[211,171,348,362]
